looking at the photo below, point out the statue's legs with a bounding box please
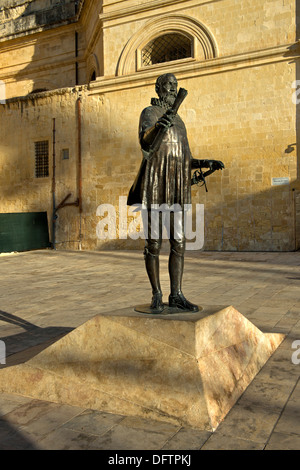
[144,210,163,312]
[168,212,199,312]
[169,239,185,297]
[143,209,198,312]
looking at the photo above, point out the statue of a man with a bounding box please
[128,73,224,313]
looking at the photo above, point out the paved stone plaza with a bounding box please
[0,248,299,450]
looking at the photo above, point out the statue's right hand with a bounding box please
[155,113,174,129]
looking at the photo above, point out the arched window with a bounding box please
[142,33,192,66]
[87,54,100,84]
[117,15,217,76]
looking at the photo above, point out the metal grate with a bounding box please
[142,33,192,66]
[35,141,49,178]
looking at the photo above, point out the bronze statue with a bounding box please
[128,73,224,313]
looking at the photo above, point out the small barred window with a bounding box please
[35,141,49,178]
[62,148,70,160]
[142,33,192,66]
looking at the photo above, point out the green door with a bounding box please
[0,212,50,253]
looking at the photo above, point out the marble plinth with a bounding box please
[0,306,285,431]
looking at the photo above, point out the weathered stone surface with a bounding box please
[0,305,285,431]
[0,0,78,39]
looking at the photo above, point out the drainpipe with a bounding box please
[77,95,83,249]
[52,118,56,250]
[75,31,79,86]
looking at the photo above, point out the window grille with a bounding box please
[35,141,49,178]
[142,33,192,66]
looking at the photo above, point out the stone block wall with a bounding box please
[0,61,297,252]
[0,0,84,99]
[0,0,299,252]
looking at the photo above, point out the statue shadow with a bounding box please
[0,310,73,368]
[0,417,39,450]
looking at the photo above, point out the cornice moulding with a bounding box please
[89,43,297,94]
[2,85,87,105]
[0,54,86,81]
[100,0,223,22]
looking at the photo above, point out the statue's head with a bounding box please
[155,73,178,106]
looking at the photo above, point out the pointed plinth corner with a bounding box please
[0,306,285,431]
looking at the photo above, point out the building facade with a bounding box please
[0,0,299,251]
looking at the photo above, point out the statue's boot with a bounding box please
[169,291,199,312]
[168,247,199,312]
[150,291,164,313]
[144,248,164,313]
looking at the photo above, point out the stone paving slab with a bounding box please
[0,249,299,451]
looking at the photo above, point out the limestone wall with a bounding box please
[0,57,298,252]
[99,0,296,77]
[0,26,81,99]
[0,88,81,249]
[0,0,299,252]
[0,0,78,40]
[0,0,85,99]
[89,60,297,252]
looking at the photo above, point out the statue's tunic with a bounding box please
[127,103,192,208]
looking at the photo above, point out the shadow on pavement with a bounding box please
[0,310,73,367]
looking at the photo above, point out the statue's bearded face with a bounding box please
[157,74,178,106]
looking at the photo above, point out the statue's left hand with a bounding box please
[195,159,225,171]
[208,160,225,171]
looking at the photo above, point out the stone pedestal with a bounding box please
[0,306,285,431]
